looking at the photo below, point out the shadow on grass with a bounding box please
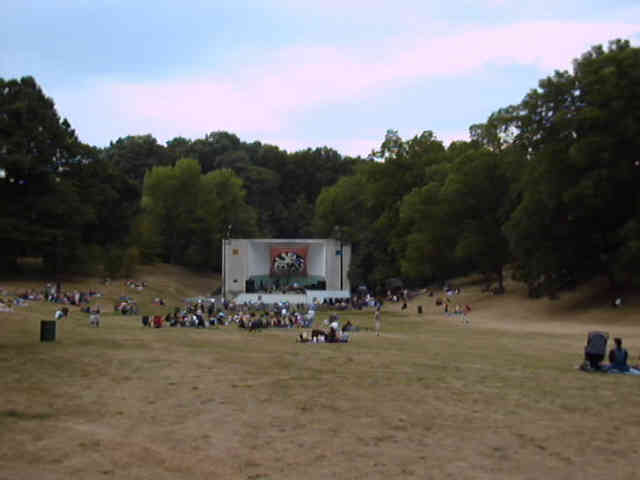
[0,409,53,421]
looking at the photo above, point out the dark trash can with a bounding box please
[40,320,56,342]
[417,305,423,314]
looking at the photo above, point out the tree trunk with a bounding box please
[494,267,505,294]
[497,268,504,291]
[607,268,620,291]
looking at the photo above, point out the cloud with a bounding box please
[56,18,640,149]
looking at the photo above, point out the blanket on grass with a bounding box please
[579,365,640,375]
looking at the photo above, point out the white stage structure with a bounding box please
[222,238,351,304]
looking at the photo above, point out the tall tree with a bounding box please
[70,145,140,247]
[140,158,256,269]
[0,76,85,271]
[443,149,512,290]
[506,39,640,294]
[102,134,170,185]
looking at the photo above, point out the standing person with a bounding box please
[55,307,65,340]
[94,304,101,327]
[462,304,472,326]
[462,305,471,326]
[374,306,381,336]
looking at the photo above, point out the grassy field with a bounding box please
[1,265,640,479]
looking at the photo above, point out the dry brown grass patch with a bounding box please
[1,267,640,479]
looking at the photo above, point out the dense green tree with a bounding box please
[102,134,170,185]
[140,158,256,269]
[166,136,192,164]
[0,76,87,271]
[5,39,639,289]
[141,158,203,264]
[313,131,449,287]
[70,145,140,246]
[188,131,242,173]
[195,168,257,269]
[278,147,356,237]
[398,181,458,281]
[507,39,640,294]
[443,149,512,290]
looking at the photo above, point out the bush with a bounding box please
[104,247,125,278]
[122,246,140,277]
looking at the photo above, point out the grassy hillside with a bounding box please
[1,266,640,479]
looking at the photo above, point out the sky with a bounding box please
[2,1,640,157]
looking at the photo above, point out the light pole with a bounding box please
[333,226,343,291]
[222,225,232,301]
[221,237,225,301]
[340,237,343,291]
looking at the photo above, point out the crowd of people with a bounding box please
[44,283,102,305]
[5,277,639,371]
[135,297,372,345]
[435,295,472,324]
[141,300,318,330]
[0,283,102,311]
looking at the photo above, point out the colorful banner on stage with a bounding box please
[271,246,308,276]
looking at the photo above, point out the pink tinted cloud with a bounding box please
[101,20,639,141]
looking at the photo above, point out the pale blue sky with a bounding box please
[3,1,639,156]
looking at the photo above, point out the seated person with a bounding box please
[326,326,338,343]
[89,313,100,327]
[298,331,311,343]
[608,338,630,372]
[584,331,609,370]
[329,316,340,332]
[311,329,326,341]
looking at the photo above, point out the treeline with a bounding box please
[1,39,639,296]
[316,40,640,296]
[0,76,356,275]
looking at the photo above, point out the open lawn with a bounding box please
[1,266,640,479]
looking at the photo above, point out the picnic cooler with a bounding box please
[40,320,56,342]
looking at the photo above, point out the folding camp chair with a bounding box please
[585,331,609,370]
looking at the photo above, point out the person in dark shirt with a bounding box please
[608,338,630,372]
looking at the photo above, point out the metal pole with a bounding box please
[221,238,225,301]
[340,239,343,291]
[222,225,232,302]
